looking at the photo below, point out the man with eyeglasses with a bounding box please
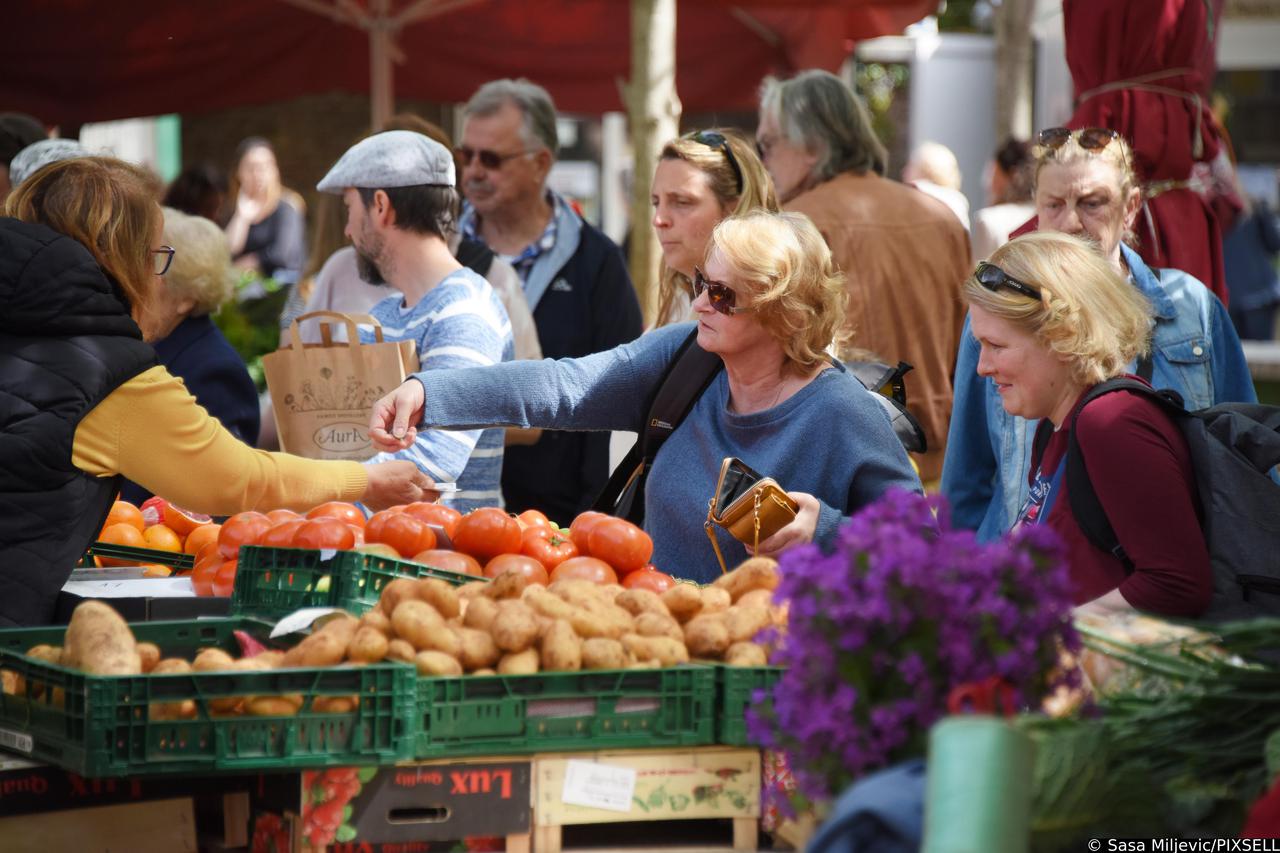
[456,78,643,524]
[757,70,970,485]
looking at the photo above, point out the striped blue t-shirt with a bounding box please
[360,267,514,512]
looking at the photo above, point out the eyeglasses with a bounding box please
[456,146,534,170]
[973,261,1042,301]
[689,131,744,195]
[692,267,751,315]
[1036,127,1119,153]
[152,245,175,276]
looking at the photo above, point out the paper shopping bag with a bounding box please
[263,311,418,460]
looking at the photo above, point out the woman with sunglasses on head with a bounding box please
[650,129,778,327]
[964,231,1211,616]
[0,157,436,626]
[942,127,1254,542]
[367,210,921,583]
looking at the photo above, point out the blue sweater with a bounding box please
[412,322,921,582]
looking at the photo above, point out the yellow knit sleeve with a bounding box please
[73,366,368,513]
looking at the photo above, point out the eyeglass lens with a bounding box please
[975,262,1041,300]
[153,246,174,276]
[1037,126,1118,152]
[693,268,739,314]
[457,147,520,169]
[691,131,745,195]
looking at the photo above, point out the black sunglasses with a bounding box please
[456,145,533,170]
[1036,127,1119,152]
[973,261,1042,301]
[689,131,744,195]
[152,245,175,276]
[692,267,750,315]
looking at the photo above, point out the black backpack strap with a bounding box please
[1062,378,1186,573]
[592,329,723,523]
[455,238,497,278]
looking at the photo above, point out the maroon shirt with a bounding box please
[1030,383,1212,616]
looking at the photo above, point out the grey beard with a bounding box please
[355,250,386,285]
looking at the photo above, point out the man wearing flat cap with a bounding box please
[317,129,514,512]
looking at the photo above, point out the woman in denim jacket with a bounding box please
[942,128,1255,541]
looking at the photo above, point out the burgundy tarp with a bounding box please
[0,0,936,126]
[1061,0,1235,301]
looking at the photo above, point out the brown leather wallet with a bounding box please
[704,457,798,574]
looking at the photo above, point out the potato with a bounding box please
[457,627,500,671]
[539,620,582,672]
[724,606,771,644]
[615,588,671,619]
[526,588,577,621]
[149,658,196,720]
[416,578,461,619]
[0,670,17,696]
[736,589,775,610]
[699,587,732,614]
[599,584,625,601]
[568,598,632,639]
[136,642,161,674]
[472,667,497,676]
[634,611,684,642]
[725,641,769,667]
[484,570,530,600]
[19,645,63,699]
[255,650,286,668]
[581,637,626,670]
[713,556,780,602]
[414,650,463,677]
[283,629,348,668]
[62,601,140,675]
[386,638,416,663]
[463,595,499,632]
[312,696,359,713]
[192,648,237,672]
[661,584,703,623]
[497,648,539,675]
[457,580,489,599]
[684,614,730,659]
[390,599,446,650]
[359,609,393,637]
[549,579,601,606]
[347,626,389,663]
[379,578,420,616]
[246,697,300,716]
[491,600,539,653]
[622,633,689,667]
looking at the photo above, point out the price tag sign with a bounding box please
[270,607,343,638]
[560,760,637,813]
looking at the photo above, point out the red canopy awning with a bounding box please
[0,0,937,126]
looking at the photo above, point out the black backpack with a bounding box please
[593,330,927,525]
[1033,378,1280,620]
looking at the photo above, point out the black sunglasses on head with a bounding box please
[692,267,751,315]
[973,261,1042,301]
[1036,126,1119,152]
[688,130,744,195]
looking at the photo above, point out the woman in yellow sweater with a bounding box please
[0,156,434,626]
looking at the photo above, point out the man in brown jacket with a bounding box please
[757,70,970,483]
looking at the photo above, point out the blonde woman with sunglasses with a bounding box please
[942,127,1254,542]
[368,211,921,583]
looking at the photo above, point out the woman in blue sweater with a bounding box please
[368,211,921,582]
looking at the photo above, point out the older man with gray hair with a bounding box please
[757,69,970,483]
[457,77,642,523]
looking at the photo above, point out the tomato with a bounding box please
[402,502,462,539]
[347,522,365,546]
[265,508,302,524]
[484,553,549,586]
[211,559,239,597]
[355,542,400,559]
[306,501,366,529]
[260,519,306,549]
[587,518,653,575]
[411,549,483,576]
[549,556,617,585]
[517,509,552,531]
[568,510,608,556]
[370,512,436,558]
[520,526,578,571]
[453,507,522,561]
[218,512,272,559]
[191,552,222,596]
[293,518,357,551]
[621,567,676,594]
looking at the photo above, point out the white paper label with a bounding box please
[60,577,196,598]
[0,727,35,755]
[560,760,637,813]
[270,607,342,638]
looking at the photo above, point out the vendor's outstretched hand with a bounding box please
[361,460,439,510]
[369,378,425,452]
[752,492,820,558]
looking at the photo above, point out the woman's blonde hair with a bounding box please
[709,210,846,374]
[161,206,236,316]
[654,129,779,327]
[962,231,1153,386]
[5,156,162,317]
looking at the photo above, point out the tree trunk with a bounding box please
[994,0,1034,143]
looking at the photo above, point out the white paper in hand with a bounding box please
[560,760,637,813]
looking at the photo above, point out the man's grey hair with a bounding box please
[463,78,560,159]
[759,69,888,182]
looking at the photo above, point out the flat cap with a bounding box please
[316,130,454,194]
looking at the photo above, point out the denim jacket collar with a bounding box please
[1121,243,1175,320]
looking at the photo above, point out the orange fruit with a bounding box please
[163,503,213,537]
[183,523,222,556]
[141,564,173,578]
[98,523,145,566]
[142,524,183,553]
[191,552,221,596]
[104,500,145,533]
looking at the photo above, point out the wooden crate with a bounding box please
[532,746,760,852]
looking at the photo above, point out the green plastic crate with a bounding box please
[716,665,783,746]
[80,542,194,570]
[231,545,475,620]
[0,617,417,777]
[414,665,717,758]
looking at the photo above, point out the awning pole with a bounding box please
[370,0,395,129]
